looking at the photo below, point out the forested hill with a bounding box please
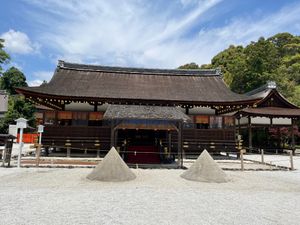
[180,33,300,106]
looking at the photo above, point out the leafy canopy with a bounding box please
[0,42,35,133]
[180,32,300,106]
[1,67,28,95]
[0,39,10,73]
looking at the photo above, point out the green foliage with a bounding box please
[0,47,35,133]
[0,95,35,133]
[180,32,300,105]
[1,67,28,95]
[0,39,10,73]
[210,45,246,89]
[289,85,300,107]
[178,62,200,69]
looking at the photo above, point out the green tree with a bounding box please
[1,67,28,95]
[178,62,200,69]
[0,39,10,73]
[179,32,300,105]
[0,95,35,133]
[210,45,246,90]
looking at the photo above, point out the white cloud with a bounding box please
[28,79,44,87]
[33,71,53,81]
[0,29,39,54]
[28,70,53,86]
[23,0,300,68]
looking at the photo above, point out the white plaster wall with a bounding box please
[272,118,291,125]
[238,117,249,125]
[251,117,271,125]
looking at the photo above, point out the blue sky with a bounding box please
[1,0,300,86]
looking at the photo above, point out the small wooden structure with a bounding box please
[235,82,300,153]
[103,105,190,167]
[0,134,15,167]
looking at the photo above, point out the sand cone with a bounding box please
[181,150,229,183]
[87,147,136,182]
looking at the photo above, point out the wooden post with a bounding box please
[277,127,281,149]
[248,116,252,152]
[237,117,241,135]
[177,122,183,168]
[261,149,264,163]
[67,147,71,158]
[291,118,295,155]
[168,131,172,156]
[1,139,7,167]
[94,103,98,112]
[110,121,115,148]
[240,149,244,171]
[185,107,189,115]
[35,144,41,167]
[290,151,294,170]
[114,129,118,147]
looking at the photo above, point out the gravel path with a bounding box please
[0,168,299,225]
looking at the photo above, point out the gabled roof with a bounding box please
[103,105,191,121]
[245,81,298,109]
[238,107,300,118]
[16,61,259,106]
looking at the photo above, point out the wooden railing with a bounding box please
[41,126,237,153]
[42,126,111,150]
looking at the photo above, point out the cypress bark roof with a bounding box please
[238,107,300,118]
[17,61,259,105]
[103,105,191,121]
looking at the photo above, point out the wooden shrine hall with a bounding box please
[16,61,300,165]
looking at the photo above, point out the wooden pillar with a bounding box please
[270,117,273,126]
[240,149,244,171]
[168,131,172,154]
[185,107,189,115]
[248,116,252,151]
[35,144,41,167]
[177,122,183,168]
[114,129,118,147]
[67,147,71,158]
[2,139,7,167]
[291,118,295,155]
[237,117,241,135]
[277,126,281,149]
[45,147,49,156]
[110,120,115,148]
[94,103,98,112]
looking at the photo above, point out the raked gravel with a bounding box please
[0,167,299,225]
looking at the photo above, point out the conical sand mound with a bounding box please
[87,147,136,182]
[181,150,229,183]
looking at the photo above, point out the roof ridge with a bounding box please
[245,81,277,96]
[57,60,220,76]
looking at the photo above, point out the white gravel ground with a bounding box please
[243,154,300,169]
[0,167,299,225]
